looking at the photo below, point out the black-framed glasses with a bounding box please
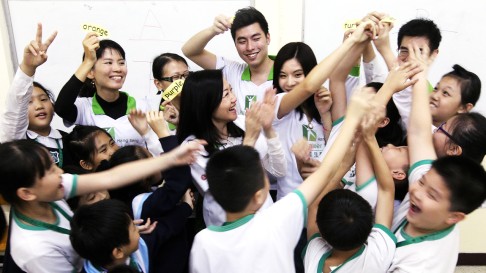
[434,122,460,144]
[160,71,191,83]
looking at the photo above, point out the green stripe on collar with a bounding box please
[207,214,255,232]
[241,55,275,81]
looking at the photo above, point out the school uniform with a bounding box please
[389,160,459,272]
[215,55,274,115]
[83,239,149,273]
[189,189,307,273]
[10,174,82,273]
[303,225,396,273]
[0,68,66,166]
[344,175,378,211]
[272,93,327,200]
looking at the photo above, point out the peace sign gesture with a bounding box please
[20,23,57,76]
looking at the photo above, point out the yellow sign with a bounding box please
[343,19,361,30]
[82,23,109,37]
[162,79,184,102]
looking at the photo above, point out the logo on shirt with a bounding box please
[103,127,116,140]
[245,95,257,110]
[50,150,60,164]
[302,125,317,141]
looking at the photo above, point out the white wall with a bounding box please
[1,0,485,254]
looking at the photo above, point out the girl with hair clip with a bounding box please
[176,69,287,226]
[0,138,204,273]
[0,24,67,168]
[54,32,161,155]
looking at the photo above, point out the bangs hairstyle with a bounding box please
[80,39,126,97]
[447,112,486,163]
[432,156,486,214]
[65,125,114,168]
[0,140,53,205]
[176,69,244,155]
[70,199,132,267]
[231,7,269,41]
[152,53,188,81]
[442,64,481,106]
[206,146,265,213]
[33,81,56,104]
[273,42,321,124]
[317,189,373,251]
[397,18,442,51]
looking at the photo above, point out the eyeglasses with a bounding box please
[434,122,460,144]
[160,71,191,83]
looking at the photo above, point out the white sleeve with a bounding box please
[303,236,330,273]
[363,58,388,84]
[261,135,287,178]
[392,86,412,130]
[61,173,78,199]
[0,68,33,142]
[23,251,78,273]
[143,130,164,156]
[345,75,360,104]
[368,225,397,271]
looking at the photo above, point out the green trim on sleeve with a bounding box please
[374,224,397,244]
[427,81,434,93]
[294,189,308,227]
[317,251,332,273]
[207,214,255,232]
[349,66,360,77]
[408,159,434,177]
[356,176,376,191]
[69,174,78,199]
[341,178,353,186]
[332,116,345,126]
[301,233,322,259]
[125,92,137,114]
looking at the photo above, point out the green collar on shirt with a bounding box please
[317,245,365,273]
[92,91,137,115]
[207,214,255,232]
[241,55,275,81]
[396,220,455,248]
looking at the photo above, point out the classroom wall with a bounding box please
[1,0,485,254]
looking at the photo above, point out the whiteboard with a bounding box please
[303,0,486,115]
[5,0,251,129]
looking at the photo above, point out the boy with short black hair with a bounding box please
[182,7,274,114]
[189,79,375,272]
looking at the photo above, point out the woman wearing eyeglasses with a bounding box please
[55,33,159,151]
[152,53,191,127]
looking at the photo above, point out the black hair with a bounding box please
[107,146,153,215]
[0,140,53,205]
[316,189,373,251]
[80,39,126,97]
[108,264,142,273]
[441,64,481,106]
[70,199,133,268]
[231,7,269,41]
[273,42,322,124]
[432,156,486,214]
[447,112,486,163]
[152,53,188,81]
[397,18,442,51]
[206,146,265,213]
[366,82,405,147]
[33,81,56,104]
[176,69,244,155]
[64,125,115,169]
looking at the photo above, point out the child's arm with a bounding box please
[181,14,231,69]
[407,43,438,164]
[373,21,396,71]
[314,87,333,141]
[361,109,394,228]
[75,141,205,196]
[297,87,373,206]
[128,109,165,156]
[54,32,99,123]
[1,23,57,142]
[277,21,375,119]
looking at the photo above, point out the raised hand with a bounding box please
[243,102,263,146]
[128,109,149,136]
[82,32,99,66]
[146,110,170,138]
[212,14,233,35]
[260,88,277,134]
[170,139,206,166]
[347,86,375,120]
[314,87,333,116]
[134,218,157,234]
[20,23,58,76]
[383,62,423,92]
[349,20,376,43]
[182,189,195,210]
[161,100,179,125]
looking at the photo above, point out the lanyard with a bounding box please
[14,203,71,235]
